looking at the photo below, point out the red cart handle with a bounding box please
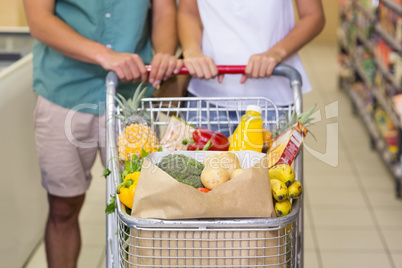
[144,64,302,86]
[145,65,246,75]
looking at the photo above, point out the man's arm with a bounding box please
[23,0,150,82]
[242,0,325,82]
[149,0,183,88]
[178,0,219,80]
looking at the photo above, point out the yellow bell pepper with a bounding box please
[117,171,140,209]
[123,171,140,182]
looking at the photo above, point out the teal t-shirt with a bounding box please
[33,0,154,114]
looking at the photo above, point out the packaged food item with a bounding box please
[160,116,195,151]
[229,105,264,152]
[267,122,308,168]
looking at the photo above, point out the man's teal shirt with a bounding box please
[33,0,154,114]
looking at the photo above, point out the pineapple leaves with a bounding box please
[272,104,317,139]
[113,94,126,112]
[297,104,317,125]
[141,149,149,157]
[112,82,153,126]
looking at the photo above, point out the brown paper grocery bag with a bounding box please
[131,154,275,219]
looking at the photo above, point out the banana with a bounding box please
[288,180,303,199]
[275,200,292,217]
[270,179,288,202]
[269,164,295,187]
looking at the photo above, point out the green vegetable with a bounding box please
[102,168,111,178]
[105,194,116,214]
[121,154,143,182]
[157,154,205,188]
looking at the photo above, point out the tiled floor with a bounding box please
[24,42,402,268]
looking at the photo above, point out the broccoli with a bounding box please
[157,154,204,188]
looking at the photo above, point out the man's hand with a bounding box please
[240,50,284,84]
[96,50,149,83]
[149,53,183,88]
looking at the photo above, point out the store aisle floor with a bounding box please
[25,42,402,268]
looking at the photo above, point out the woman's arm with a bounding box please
[178,0,219,81]
[241,0,325,83]
[149,0,183,88]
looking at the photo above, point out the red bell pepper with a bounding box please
[196,187,210,193]
[183,127,229,151]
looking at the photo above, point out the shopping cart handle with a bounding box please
[271,64,302,86]
[146,64,302,84]
[145,65,246,75]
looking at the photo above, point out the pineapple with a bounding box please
[115,84,159,161]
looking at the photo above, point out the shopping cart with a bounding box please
[105,64,304,267]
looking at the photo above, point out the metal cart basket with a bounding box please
[105,64,304,268]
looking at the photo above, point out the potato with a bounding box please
[218,152,241,175]
[203,154,220,168]
[230,168,246,180]
[201,167,230,190]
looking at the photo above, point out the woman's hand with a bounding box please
[184,52,224,83]
[149,53,183,88]
[240,50,284,83]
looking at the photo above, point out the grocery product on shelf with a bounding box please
[374,107,399,155]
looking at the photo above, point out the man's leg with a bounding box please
[34,96,103,267]
[45,193,85,268]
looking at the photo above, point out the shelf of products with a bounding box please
[339,0,402,197]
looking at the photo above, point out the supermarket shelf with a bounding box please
[352,55,372,86]
[357,32,375,53]
[375,23,402,52]
[347,87,402,180]
[381,0,402,15]
[371,87,401,129]
[353,55,402,128]
[341,0,402,198]
[356,32,401,90]
[338,27,353,55]
[355,1,377,20]
[376,58,401,89]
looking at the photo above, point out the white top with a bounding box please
[187,0,312,106]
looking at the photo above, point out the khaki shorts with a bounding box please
[34,96,106,197]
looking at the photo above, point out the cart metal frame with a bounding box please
[105,64,304,267]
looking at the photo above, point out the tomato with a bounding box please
[196,187,210,193]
